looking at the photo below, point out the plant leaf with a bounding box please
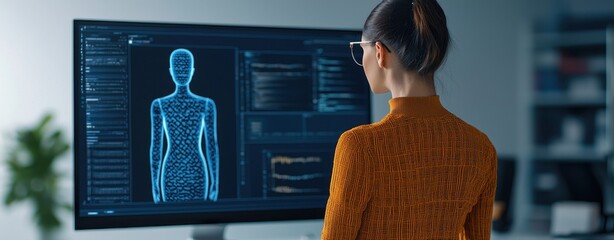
[2,113,71,231]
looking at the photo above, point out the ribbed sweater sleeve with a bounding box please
[321,131,372,240]
[464,147,497,240]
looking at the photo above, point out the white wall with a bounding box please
[0,0,532,239]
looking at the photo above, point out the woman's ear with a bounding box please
[375,42,387,68]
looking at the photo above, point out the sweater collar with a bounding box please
[388,95,449,117]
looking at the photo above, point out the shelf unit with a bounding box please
[528,18,614,222]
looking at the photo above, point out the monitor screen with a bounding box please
[73,20,371,229]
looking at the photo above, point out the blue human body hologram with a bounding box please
[150,49,219,203]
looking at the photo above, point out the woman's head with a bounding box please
[362,0,449,77]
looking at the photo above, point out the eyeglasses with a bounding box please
[349,41,391,66]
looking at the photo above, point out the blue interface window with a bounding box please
[75,21,370,217]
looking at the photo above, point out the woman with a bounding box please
[322,0,497,239]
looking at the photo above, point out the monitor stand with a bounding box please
[189,224,227,240]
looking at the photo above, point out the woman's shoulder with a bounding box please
[445,113,493,141]
[336,119,393,149]
[447,113,497,164]
[345,113,401,133]
[342,121,382,137]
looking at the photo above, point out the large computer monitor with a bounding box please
[73,20,371,233]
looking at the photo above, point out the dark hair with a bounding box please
[363,0,449,76]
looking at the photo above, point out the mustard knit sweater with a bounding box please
[322,95,497,240]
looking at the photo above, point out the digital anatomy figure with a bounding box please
[150,48,219,203]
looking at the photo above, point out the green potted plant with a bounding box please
[3,113,72,240]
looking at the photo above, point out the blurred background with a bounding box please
[1,0,614,239]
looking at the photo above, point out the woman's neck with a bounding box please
[387,71,436,98]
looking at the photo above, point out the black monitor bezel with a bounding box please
[73,19,369,230]
[606,152,614,216]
